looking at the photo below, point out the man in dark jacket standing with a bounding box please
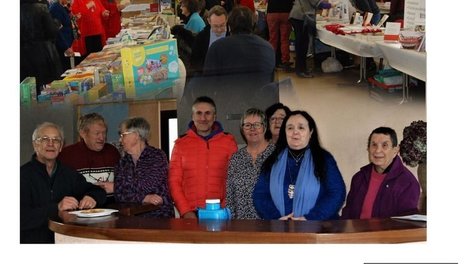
[20,122,106,243]
[190,5,229,76]
[186,6,276,142]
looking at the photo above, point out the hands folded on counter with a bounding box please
[279,213,307,221]
[142,194,164,206]
[58,195,97,211]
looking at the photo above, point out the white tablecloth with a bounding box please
[375,41,426,81]
[316,25,383,58]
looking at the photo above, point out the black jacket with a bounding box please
[20,0,63,85]
[20,155,106,243]
[190,25,230,76]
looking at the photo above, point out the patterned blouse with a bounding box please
[226,143,275,219]
[114,146,174,218]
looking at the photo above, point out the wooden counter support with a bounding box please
[49,211,426,243]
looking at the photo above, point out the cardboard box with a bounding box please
[86,83,108,102]
[121,39,179,98]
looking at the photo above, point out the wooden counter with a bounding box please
[49,211,426,243]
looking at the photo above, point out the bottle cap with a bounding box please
[206,199,220,204]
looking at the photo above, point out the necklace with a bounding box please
[287,164,296,199]
[288,149,305,165]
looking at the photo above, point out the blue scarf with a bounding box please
[269,148,321,217]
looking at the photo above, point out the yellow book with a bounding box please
[120,39,179,99]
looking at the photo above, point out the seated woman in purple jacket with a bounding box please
[114,117,174,218]
[341,127,420,219]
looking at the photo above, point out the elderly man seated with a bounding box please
[20,122,106,243]
[58,113,120,195]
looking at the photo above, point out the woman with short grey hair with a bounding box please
[118,117,151,143]
[226,108,275,219]
[114,117,174,218]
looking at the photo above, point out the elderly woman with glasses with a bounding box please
[226,108,275,219]
[20,122,106,243]
[114,117,174,218]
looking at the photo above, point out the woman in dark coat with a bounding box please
[20,0,63,97]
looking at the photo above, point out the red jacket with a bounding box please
[169,125,237,216]
[71,0,107,55]
[100,0,121,38]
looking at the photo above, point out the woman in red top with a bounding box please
[100,0,125,39]
[71,0,109,56]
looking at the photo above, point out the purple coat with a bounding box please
[341,156,420,219]
[114,146,174,218]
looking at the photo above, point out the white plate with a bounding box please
[69,208,119,218]
[391,214,427,222]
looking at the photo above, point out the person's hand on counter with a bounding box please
[79,195,97,209]
[58,196,79,211]
[182,211,197,219]
[143,194,164,206]
[291,216,306,221]
[279,213,293,220]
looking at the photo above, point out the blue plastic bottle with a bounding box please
[197,199,231,220]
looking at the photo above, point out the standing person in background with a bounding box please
[49,0,75,71]
[21,122,106,243]
[265,103,291,144]
[341,127,420,219]
[350,0,381,24]
[388,0,404,24]
[237,0,255,12]
[266,0,294,69]
[190,5,229,76]
[253,110,346,220]
[226,108,275,219]
[289,0,334,78]
[180,0,206,34]
[205,0,233,14]
[169,96,237,218]
[71,0,109,56]
[100,0,126,39]
[57,113,121,200]
[203,6,275,84]
[20,0,63,97]
[114,117,175,218]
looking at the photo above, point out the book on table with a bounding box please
[121,39,179,99]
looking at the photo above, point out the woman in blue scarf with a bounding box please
[253,110,346,220]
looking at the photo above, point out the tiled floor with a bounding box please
[275,65,426,187]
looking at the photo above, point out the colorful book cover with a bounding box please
[121,39,179,99]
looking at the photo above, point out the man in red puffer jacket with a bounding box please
[169,96,237,218]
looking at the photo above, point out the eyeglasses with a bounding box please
[270,117,285,123]
[119,131,135,138]
[35,136,62,145]
[242,122,264,130]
